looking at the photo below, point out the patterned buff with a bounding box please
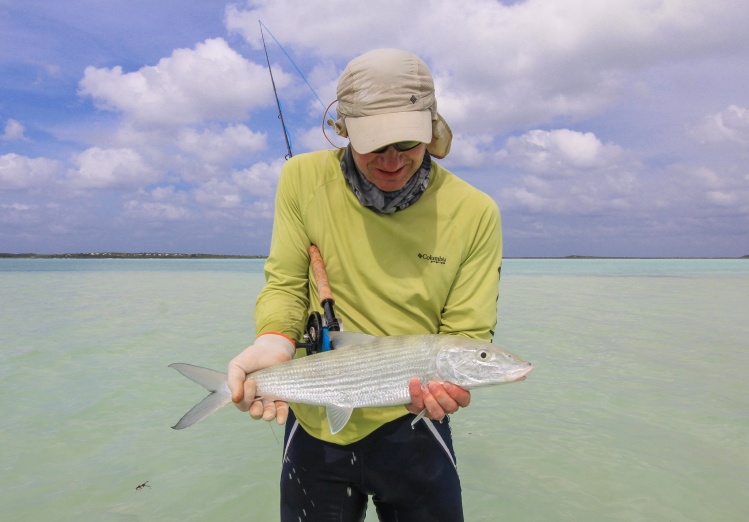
[340,145,431,214]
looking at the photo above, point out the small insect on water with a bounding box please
[136,481,150,491]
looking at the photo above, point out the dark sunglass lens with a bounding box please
[372,141,421,153]
[394,141,421,151]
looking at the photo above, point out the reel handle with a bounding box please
[308,244,340,334]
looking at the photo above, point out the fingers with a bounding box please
[227,361,248,404]
[227,336,294,406]
[248,397,266,419]
[232,378,258,412]
[423,382,452,421]
[407,379,471,421]
[405,377,425,415]
[274,401,289,425]
[249,399,288,425]
[444,382,471,408]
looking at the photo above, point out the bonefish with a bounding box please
[170,331,532,434]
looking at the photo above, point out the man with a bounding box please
[228,48,502,521]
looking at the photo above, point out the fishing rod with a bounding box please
[257,24,341,350]
[258,21,341,156]
[259,21,293,159]
[296,245,341,355]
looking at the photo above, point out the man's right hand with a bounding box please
[227,333,295,424]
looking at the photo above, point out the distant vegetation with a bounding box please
[2,253,747,260]
[0,252,266,259]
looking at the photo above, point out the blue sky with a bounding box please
[2,0,748,257]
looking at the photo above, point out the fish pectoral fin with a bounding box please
[410,408,428,428]
[326,405,354,435]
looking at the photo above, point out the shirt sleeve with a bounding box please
[438,198,502,342]
[254,159,312,342]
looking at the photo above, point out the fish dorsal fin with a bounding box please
[326,405,354,435]
[327,331,377,349]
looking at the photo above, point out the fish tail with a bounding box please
[169,363,232,430]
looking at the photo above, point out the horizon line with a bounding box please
[2,252,748,260]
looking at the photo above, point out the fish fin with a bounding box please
[327,331,377,349]
[169,363,232,429]
[171,388,232,430]
[169,363,227,392]
[410,408,428,428]
[326,405,354,435]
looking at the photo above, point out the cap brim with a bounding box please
[345,110,432,154]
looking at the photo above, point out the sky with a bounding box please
[1,0,748,258]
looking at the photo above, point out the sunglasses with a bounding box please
[371,140,422,154]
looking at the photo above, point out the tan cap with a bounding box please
[331,49,452,159]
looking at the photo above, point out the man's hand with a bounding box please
[405,378,471,421]
[227,333,295,424]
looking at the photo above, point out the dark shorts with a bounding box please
[280,409,464,522]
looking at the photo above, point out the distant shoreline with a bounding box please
[1,253,747,260]
[0,253,267,259]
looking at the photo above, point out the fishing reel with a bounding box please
[296,300,341,356]
[298,312,326,355]
[295,245,341,355]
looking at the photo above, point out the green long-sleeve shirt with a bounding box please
[255,148,502,444]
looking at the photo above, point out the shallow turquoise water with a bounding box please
[1,258,747,521]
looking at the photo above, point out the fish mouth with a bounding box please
[508,363,533,382]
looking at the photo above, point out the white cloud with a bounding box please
[232,159,285,197]
[68,147,156,189]
[0,203,33,211]
[496,128,637,215]
[500,129,624,175]
[5,0,749,256]
[229,0,749,133]
[123,199,190,221]
[442,133,493,168]
[294,125,345,155]
[177,124,267,164]
[0,153,59,190]
[692,105,749,147]
[0,202,38,230]
[706,190,738,206]
[193,179,242,209]
[150,185,189,204]
[78,38,283,127]
[675,164,749,211]
[1,119,28,141]
[120,186,191,224]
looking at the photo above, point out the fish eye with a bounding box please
[476,349,496,363]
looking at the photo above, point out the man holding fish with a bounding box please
[228,48,507,521]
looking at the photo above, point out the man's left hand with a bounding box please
[406,378,471,421]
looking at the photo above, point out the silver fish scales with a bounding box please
[170,331,532,434]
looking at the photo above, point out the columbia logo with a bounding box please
[418,253,446,264]
[409,95,417,104]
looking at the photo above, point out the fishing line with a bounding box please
[258,21,342,156]
[259,21,293,159]
[268,422,280,446]
[259,21,328,114]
